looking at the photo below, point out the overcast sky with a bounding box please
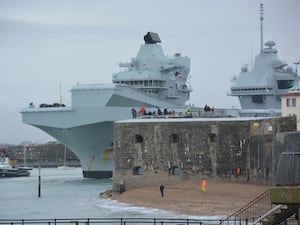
[0,0,299,144]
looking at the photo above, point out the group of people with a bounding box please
[130,105,196,119]
[132,105,215,118]
[204,104,214,112]
[131,107,179,118]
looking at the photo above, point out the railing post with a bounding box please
[246,218,248,225]
[22,219,24,225]
[86,218,89,225]
[120,218,122,225]
[187,219,189,225]
[154,218,156,225]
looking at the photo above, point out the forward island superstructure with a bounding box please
[21,32,192,178]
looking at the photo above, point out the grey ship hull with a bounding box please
[22,84,188,178]
[22,104,115,178]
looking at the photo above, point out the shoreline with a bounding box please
[113,179,269,216]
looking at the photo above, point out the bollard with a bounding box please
[119,180,125,194]
[38,166,41,197]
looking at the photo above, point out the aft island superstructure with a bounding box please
[21,32,192,178]
[229,4,299,112]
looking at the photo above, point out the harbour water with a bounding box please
[0,168,219,220]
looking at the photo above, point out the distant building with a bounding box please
[281,87,300,131]
[1,142,80,167]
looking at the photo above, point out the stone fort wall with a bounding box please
[113,116,298,192]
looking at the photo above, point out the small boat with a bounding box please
[0,156,31,178]
[57,146,75,170]
[19,146,33,171]
[57,165,74,170]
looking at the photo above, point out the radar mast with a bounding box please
[260,3,264,53]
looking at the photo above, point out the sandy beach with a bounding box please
[114,179,269,216]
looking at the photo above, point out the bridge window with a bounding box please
[277,80,295,89]
[134,135,143,143]
[170,134,179,143]
[133,166,144,175]
[252,95,265,103]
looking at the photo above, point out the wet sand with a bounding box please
[114,179,269,216]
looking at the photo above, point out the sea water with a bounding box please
[0,168,220,220]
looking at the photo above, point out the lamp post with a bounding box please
[23,146,26,167]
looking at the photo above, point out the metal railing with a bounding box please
[0,218,225,225]
[0,190,276,225]
[221,189,274,224]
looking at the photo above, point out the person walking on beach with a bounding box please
[159,184,165,197]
